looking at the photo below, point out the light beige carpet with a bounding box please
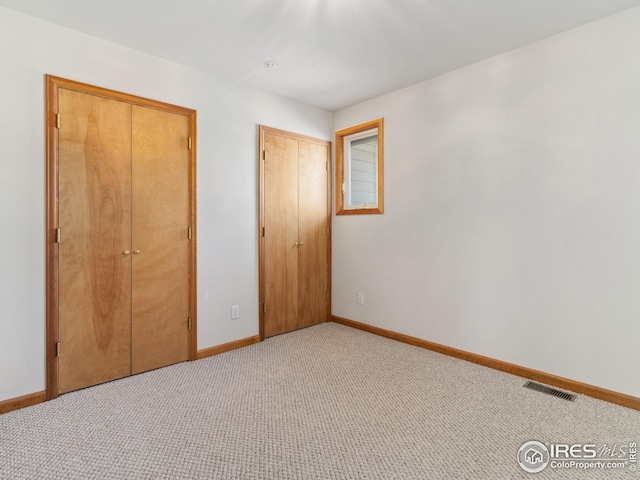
[1,322,638,479]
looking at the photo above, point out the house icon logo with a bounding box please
[518,441,550,473]
[526,449,543,464]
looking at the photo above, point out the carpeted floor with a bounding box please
[1,322,638,479]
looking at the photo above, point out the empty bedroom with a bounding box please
[1,1,639,478]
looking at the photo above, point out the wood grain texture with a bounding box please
[259,126,332,339]
[45,75,60,399]
[131,106,190,374]
[58,89,133,394]
[258,126,332,146]
[298,140,330,328]
[0,391,46,415]
[258,127,266,340]
[188,113,198,361]
[47,75,197,399]
[257,125,272,340]
[332,316,640,412]
[196,335,262,360]
[46,76,194,115]
[263,132,300,337]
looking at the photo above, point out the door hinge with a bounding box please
[326,160,328,171]
[262,227,265,237]
[188,316,192,330]
[188,227,192,240]
[56,228,61,243]
[263,303,266,314]
[55,113,61,129]
[326,226,330,236]
[55,341,60,357]
[188,137,192,150]
[262,150,266,160]
[326,290,329,300]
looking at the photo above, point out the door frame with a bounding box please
[257,126,332,340]
[45,75,198,399]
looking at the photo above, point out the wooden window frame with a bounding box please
[335,118,384,215]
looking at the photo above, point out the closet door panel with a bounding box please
[264,133,299,337]
[58,89,132,393]
[131,106,190,374]
[298,140,329,328]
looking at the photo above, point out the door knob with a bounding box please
[298,241,304,246]
[133,250,142,255]
[123,250,131,256]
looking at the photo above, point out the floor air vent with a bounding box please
[523,381,577,401]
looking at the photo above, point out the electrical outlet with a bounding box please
[231,305,240,319]
[357,292,364,305]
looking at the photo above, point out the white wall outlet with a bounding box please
[231,305,240,319]
[357,292,364,305]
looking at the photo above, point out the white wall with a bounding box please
[0,7,333,402]
[4,4,639,405]
[333,7,640,398]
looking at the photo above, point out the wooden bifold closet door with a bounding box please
[48,76,196,396]
[130,106,190,375]
[58,89,133,393]
[259,126,331,338]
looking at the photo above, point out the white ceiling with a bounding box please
[2,0,640,111]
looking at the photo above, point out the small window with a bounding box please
[335,118,384,215]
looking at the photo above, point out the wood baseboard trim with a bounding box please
[331,315,640,411]
[2,335,262,414]
[0,391,47,415]
[196,335,261,360]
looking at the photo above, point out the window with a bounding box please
[335,118,384,215]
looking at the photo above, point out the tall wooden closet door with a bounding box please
[263,132,300,337]
[58,90,133,394]
[298,140,329,329]
[131,106,190,374]
[261,127,331,338]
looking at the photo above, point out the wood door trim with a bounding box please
[45,75,198,400]
[258,126,332,340]
[45,76,59,400]
[46,76,195,115]
[259,126,331,147]
[188,112,198,361]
